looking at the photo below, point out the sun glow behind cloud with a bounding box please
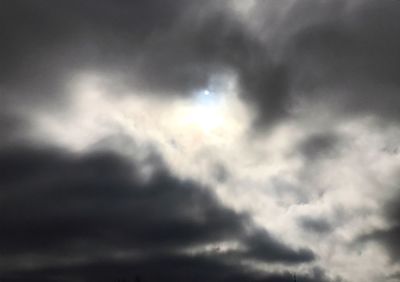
[183,89,225,132]
[34,72,250,168]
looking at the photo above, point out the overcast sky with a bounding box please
[1,1,400,281]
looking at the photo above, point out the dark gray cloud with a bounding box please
[281,0,400,123]
[0,0,190,102]
[297,132,342,161]
[0,0,291,127]
[363,226,400,262]
[359,190,400,262]
[0,144,315,281]
[241,228,314,263]
[1,257,335,282]
[298,216,333,234]
[0,111,31,147]
[1,0,400,132]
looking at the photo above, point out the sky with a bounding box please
[1,1,400,281]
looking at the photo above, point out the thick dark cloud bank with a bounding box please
[0,145,316,281]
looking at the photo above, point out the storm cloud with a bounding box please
[0,145,315,281]
[3,0,400,127]
[0,0,291,126]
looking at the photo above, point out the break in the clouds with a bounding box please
[2,0,400,281]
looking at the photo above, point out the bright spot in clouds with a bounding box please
[184,89,225,132]
[35,72,249,155]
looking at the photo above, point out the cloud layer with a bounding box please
[2,1,400,281]
[0,145,315,281]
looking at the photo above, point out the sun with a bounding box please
[185,89,224,132]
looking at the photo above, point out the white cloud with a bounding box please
[30,72,400,282]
